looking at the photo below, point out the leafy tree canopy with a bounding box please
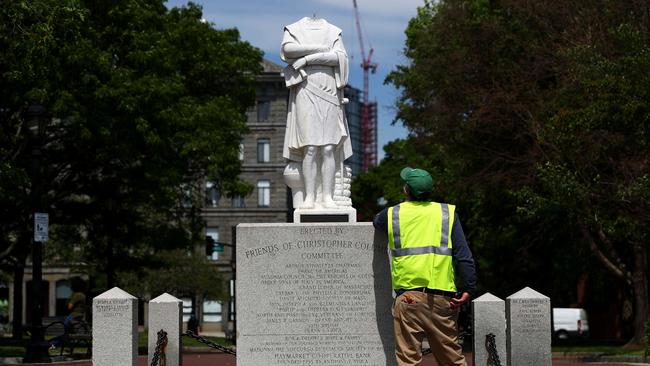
[356,0,648,343]
[120,249,225,301]
[0,0,262,294]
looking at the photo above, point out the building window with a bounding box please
[180,186,192,208]
[205,181,220,207]
[239,142,244,161]
[257,100,271,121]
[181,298,192,322]
[232,195,245,208]
[257,180,270,207]
[55,279,72,316]
[257,138,270,163]
[207,227,219,261]
[202,300,222,322]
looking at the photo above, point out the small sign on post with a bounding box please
[34,213,48,242]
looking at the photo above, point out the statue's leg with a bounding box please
[301,145,318,209]
[320,144,337,208]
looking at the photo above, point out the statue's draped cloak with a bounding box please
[281,17,353,162]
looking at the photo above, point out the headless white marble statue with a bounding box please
[281,17,353,210]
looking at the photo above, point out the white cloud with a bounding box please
[189,0,420,57]
[312,0,425,19]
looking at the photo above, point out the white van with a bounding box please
[552,308,590,339]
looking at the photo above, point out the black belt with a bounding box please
[396,288,456,297]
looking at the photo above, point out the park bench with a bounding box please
[44,318,92,357]
[42,316,65,337]
[23,317,65,347]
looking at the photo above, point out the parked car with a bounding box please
[553,308,589,339]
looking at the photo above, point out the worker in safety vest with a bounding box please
[373,167,476,366]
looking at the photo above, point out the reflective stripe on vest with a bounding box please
[391,204,401,249]
[391,245,452,257]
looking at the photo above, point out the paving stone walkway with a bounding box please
[17,352,648,366]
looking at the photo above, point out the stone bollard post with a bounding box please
[506,287,551,366]
[472,292,507,366]
[148,293,183,366]
[92,287,138,366]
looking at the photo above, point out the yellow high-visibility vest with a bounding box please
[387,201,456,292]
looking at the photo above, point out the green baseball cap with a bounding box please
[400,167,433,198]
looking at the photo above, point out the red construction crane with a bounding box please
[353,0,378,171]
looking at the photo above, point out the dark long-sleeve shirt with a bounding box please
[373,206,477,297]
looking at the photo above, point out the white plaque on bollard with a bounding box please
[506,287,552,366]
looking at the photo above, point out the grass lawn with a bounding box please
[0,345,24,357]
[0,331,233,358]
[552,338,646,355]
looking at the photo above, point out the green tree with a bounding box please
[0,0,261,335]
[49,0,261,289]
[369,0,649,344]
[352,138,463,220]
[520,23,649,344]
[120,249,225,302]
[0,0,88,337]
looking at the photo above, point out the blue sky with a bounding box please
[165,0,425,160]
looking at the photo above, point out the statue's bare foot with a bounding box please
[321,197,338,209]
[300,197,315,209]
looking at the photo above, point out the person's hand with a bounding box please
[292,57,307,70]
[450,292,471,309]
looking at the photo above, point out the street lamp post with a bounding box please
[23,103,51,363]
[205,233,236,344]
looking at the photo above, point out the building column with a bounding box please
[22,277,28,324]
[48,279,56,317]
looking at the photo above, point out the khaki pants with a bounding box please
[392,291,466,366]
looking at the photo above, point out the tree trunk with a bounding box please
[11,262,24,339]
[106,236,115,288]
[105,198,116,289]
[629,241,648,345]
[580,218,649,345]
[11,232,30,340]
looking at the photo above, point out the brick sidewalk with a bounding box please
[19,352,645,366]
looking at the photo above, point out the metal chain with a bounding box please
[486,333,502,366]
[150,329,168,366]
[182,330,237,355]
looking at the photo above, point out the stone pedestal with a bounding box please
[472,292,507,366]
[148,293,183,366]
[506,287,551,366]
[236,223,395,366]
[92,287,138,366]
